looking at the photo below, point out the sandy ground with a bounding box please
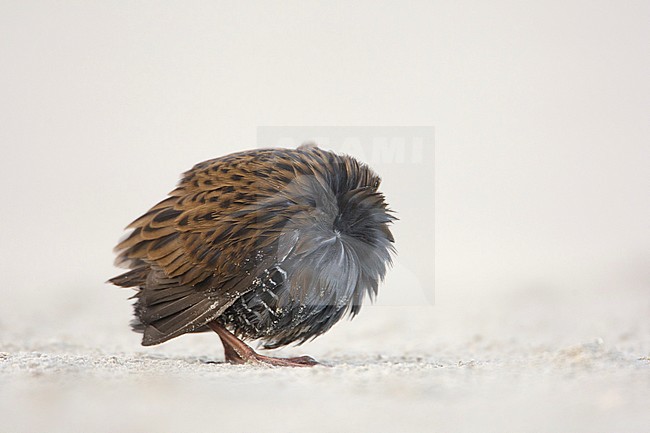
[1,283,648,433]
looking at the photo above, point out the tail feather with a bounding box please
[109,267,148,287]
[111,265,229,346]
[139,297,221,346]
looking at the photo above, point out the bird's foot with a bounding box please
[208,321,320,368]
[228,352,319,368]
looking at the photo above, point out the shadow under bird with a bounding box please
[110,144,395,367]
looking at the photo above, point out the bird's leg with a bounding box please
[207,321,319,367]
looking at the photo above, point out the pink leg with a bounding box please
[207,321,319,367]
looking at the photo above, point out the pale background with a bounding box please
[0,1,648,432]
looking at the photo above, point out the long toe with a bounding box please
[251,354,320,368]
[285,356,319,366]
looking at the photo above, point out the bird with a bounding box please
[109,143,395,367]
